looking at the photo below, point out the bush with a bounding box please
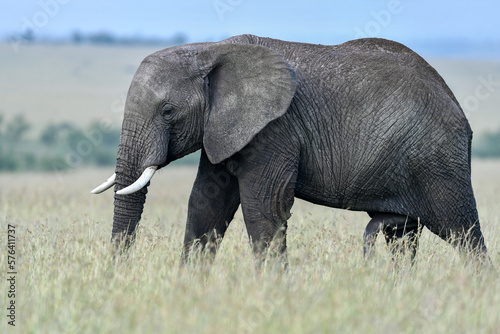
[0,114,121,171]
[472,130,500,158]
[44,121,121,170]
[0,114,31,170]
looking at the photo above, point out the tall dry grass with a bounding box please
[0,161,499,333]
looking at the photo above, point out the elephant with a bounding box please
[91,34,490,266]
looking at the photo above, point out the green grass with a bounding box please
[1,161,499,333]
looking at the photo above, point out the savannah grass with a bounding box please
[1,162,499,333]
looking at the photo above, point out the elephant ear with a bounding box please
[197,43,297,164]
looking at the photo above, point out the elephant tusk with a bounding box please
[116,166,158,195]
[90,173,116,194]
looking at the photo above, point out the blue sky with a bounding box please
[1,0,499,50]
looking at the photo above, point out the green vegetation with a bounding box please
[473,129,500,158]
[0,113,120,171]
[0,163,498,333]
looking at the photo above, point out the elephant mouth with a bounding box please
[90,165,158,195]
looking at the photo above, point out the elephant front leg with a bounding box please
[238,163,297,271]
[182,151,240,263]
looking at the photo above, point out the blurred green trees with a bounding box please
[472,130,500,158]
[0,114,120,171]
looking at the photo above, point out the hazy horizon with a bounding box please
[2,0,500,58]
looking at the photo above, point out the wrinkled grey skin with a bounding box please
[108,34,490,265]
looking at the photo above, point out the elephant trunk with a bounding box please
[111,161,149,248]
[110,117,168,249]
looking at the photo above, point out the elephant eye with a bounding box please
[161,105,174,117]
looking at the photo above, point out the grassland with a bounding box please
[0,160,499,333]
[1,41,499,333]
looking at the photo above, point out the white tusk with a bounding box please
[90,173,116,194]
[116,166,158,195]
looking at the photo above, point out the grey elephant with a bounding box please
[91,34,490,265]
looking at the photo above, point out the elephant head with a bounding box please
[91,40,297,246]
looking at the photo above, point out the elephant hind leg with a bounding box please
[363,213,421,262]
[425,213,492,267]
[382,216,421,263]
